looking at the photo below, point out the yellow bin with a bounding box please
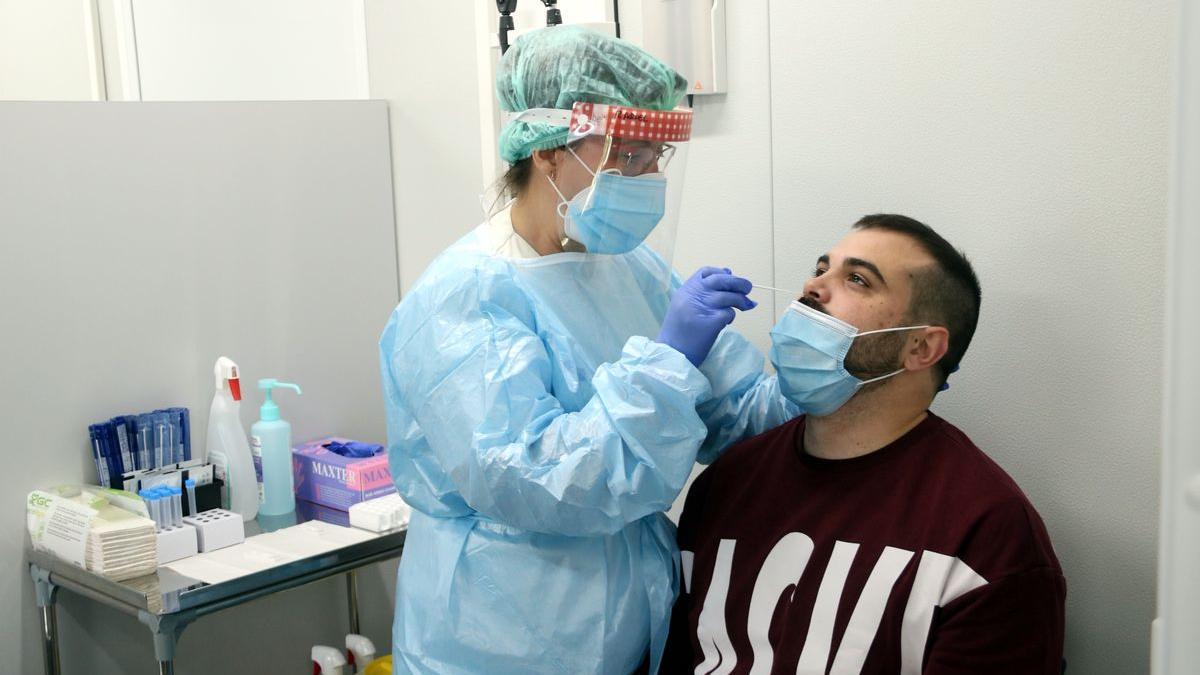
[363,655,392,675]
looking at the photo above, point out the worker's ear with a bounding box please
[530,148,560,181]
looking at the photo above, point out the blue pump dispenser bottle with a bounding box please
[251,379,301,516]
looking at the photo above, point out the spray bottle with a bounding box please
[206,357,258,521]
[251,378,301,516]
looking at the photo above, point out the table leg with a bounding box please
[139,609,192,675]
[30,565,61,675]
[346,570,361,636]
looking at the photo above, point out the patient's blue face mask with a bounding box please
[546,147,666,255]
[769,299,928,416]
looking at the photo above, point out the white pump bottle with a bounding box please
[206,357,259,521]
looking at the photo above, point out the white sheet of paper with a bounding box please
[163,555,251,585]
[40,497,97,567]
[252,520,376,559]
[163,520,378,585]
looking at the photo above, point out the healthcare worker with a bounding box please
[379,26,797,674]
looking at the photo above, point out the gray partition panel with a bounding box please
[0,101,399,674]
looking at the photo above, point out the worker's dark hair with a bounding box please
[492,138,582,212]
[853,214,981,386]
[498,157,534,200]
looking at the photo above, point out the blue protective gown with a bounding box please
[379,211,798,674]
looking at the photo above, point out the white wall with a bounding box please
[131,0,370,101]
[1,0,373,103]
[767,2,1172,672]
[1156,2,1200,672]
[365,0,486,294]
[0,0,103,100]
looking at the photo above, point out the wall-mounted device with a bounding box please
[641,0,728,95]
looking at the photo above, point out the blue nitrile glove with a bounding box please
[657,267,757,366]
[322,440,384,458]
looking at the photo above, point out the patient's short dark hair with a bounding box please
[853,214,981,386]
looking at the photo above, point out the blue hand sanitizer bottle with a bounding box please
[251,379,302,516]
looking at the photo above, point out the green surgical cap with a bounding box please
[496,25,688,163]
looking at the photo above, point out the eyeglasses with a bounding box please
[610,141,676,175]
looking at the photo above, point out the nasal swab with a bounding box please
[751,284,800,296]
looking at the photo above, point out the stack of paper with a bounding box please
[85,506,158,580]
[27,489,158,581]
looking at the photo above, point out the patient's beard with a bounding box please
[799,295,907,382]
[844,329,905,382]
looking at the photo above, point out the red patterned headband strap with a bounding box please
[569,102,692,143]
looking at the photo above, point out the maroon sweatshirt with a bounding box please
[662,413,1065,674]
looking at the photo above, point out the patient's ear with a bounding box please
[904,326,949,374]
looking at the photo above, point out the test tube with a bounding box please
[156,487,170,526]
[142,489,160,531]
[157,489,169,530]
[138,490,153,529]
[160,488,171,527]
[185,478,197,516]
[169,486,183,527]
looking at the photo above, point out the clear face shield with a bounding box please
[505,103,692,265]
[564,102,691,266]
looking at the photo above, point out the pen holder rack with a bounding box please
[182,509,244,553]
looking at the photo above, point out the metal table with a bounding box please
[28,512,406,675]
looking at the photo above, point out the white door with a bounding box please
[102,0,370,101]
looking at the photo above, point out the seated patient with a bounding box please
[662,215,1065,674]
